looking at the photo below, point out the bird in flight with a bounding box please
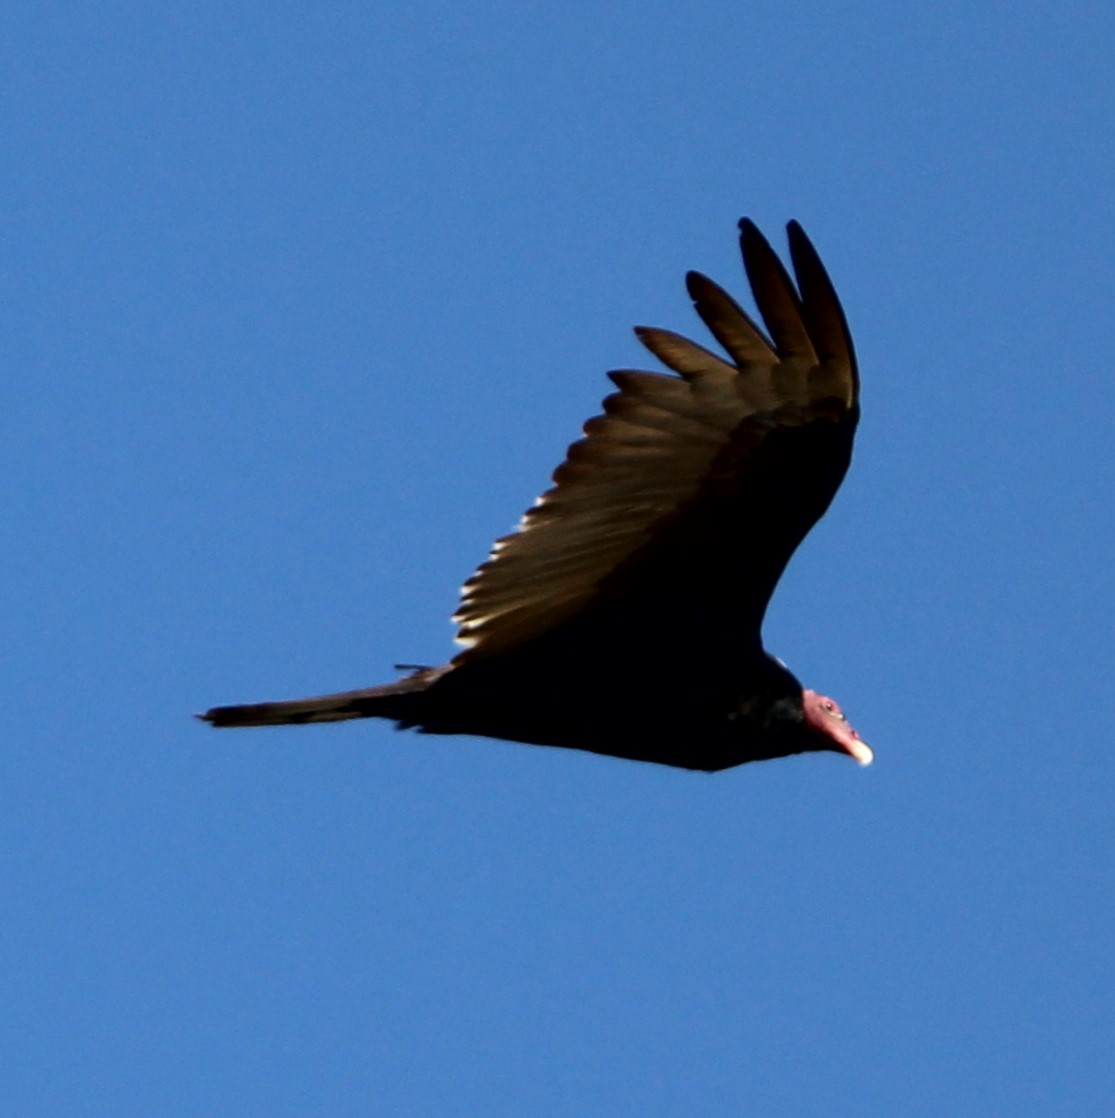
[201,219,871,772]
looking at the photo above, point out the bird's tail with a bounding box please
[198,669,439,729]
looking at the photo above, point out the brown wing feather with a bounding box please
[739,219,818,364]
[451,221,857,666]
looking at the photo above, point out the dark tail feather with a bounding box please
[198,669,440,729]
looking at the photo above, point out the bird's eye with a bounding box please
[824,701,835,712]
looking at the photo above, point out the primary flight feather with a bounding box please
[201,219,871,771]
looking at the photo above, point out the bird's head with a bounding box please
[801,690,873,765]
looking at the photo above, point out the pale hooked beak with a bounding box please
[844,738,874,766]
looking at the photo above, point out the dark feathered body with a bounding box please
[203,653,814,771]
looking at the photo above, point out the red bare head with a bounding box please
[801,690,873,765]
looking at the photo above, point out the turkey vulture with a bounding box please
[201,219,871,771]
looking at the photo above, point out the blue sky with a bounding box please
[4,2,1113,1114]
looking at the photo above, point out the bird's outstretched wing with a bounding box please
[451,220,858,669]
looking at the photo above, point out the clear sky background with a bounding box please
[4,2,1113,1114]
